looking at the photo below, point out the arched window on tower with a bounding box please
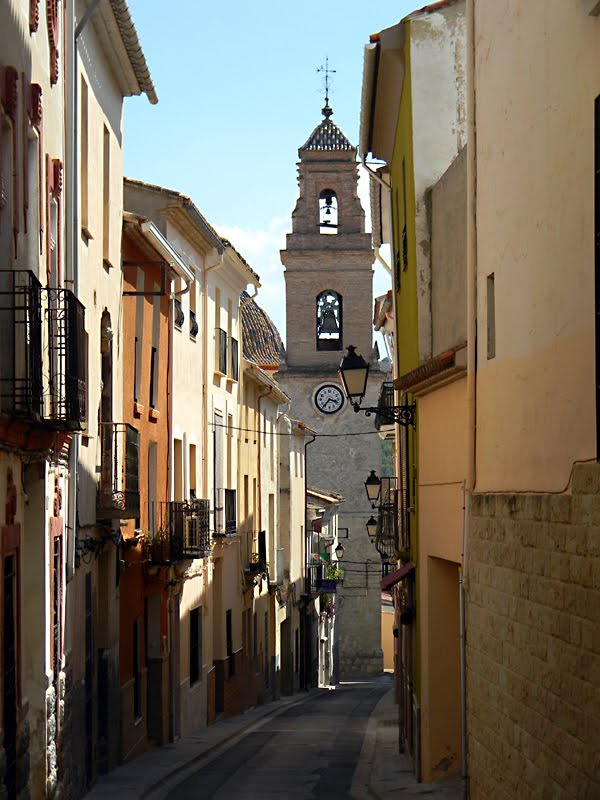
[319,189,338,234]
[316,290,342,351]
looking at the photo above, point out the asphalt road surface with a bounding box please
[164,680,389,799]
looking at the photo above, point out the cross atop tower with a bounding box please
[317,58,336,119]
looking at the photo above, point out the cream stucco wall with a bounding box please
[474,0,599,492]
[409,4,466,363]
[417,377,466,782]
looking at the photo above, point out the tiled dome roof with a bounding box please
[241,292,283,369]
[301,117,354,152]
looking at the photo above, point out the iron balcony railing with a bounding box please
[375,381,396,430]
[0,270,86,429]
[306,562,323,594]
[96,423,140,519]
[376,478,399,562]
[213,488,236,536]
[146,499,210,563]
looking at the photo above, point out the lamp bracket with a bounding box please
[351,401,416,428]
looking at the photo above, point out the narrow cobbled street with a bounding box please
[163,680,386,800]
[87,675,462,800]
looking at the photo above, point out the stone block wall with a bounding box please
[466,463,600,800]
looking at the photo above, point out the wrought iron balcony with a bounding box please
[306,562,323,594]
[0,270,86,430]
[96,423,140,520]
[375,478,399,561]
[146,499,210,563]
[375,381,396,430]
[213,488,236,536]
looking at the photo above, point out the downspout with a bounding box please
[462,0,477,796]
[257,386,274,535]
[202,248,224,501]
[65,0,101,580]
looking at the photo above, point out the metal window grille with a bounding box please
[213,488,236,536]
[146,499,210,562]
[174,298,184,328]
[216,328,227,374]
[230,336,239,380]
[189,309,198,338]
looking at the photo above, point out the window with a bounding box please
[230,337,239,381]
[149,346,157,407]
[487,274,496,360]
[316,290,342,351]
[319,188,338,234]
[133,618,141,719]
[217,328,227,374]
[226,609,234,677]
[190,606,202,685]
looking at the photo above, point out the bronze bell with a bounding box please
[319,308,339,334]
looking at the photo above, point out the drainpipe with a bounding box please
[462,0,477,796]
[64,0,101,579]
[257,386,274,535]
[202,248,224,501]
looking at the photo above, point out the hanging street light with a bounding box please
[338,345,416,428]
[366,516,378,541]
[334,542,345,560]
[365,470,382,507]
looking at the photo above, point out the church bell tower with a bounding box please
[277,95,384,679]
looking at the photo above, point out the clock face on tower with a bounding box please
[314,384,345,414]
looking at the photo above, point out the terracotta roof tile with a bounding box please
[241,291,283,369]
[301,118,354,152]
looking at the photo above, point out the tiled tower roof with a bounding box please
[241,291,283,369]
[301,117,354,152]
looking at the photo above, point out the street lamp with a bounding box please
[338,345,416,428]
[366,516,378,541]
[364,470,381,507]
[334,542,345,560]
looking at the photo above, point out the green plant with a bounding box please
[145,526,169,545]
[326,564,343,581]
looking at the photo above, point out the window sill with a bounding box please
[149,407,160,421]
[103,257,115,271]
[81,226,93,244]
[133,402,144,418]
[214,370,226,379]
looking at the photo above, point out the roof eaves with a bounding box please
[107,0,158,104]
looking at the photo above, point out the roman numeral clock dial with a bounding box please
[314,384,344,414]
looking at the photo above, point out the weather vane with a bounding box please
[317,58,336,118]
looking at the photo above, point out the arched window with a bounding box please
[319,189,338,234]
[316,290,342,351]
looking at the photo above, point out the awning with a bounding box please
[380,561,415,591]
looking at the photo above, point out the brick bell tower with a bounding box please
[277,98,384,680]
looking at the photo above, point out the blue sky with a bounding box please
[123,0,417,345]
